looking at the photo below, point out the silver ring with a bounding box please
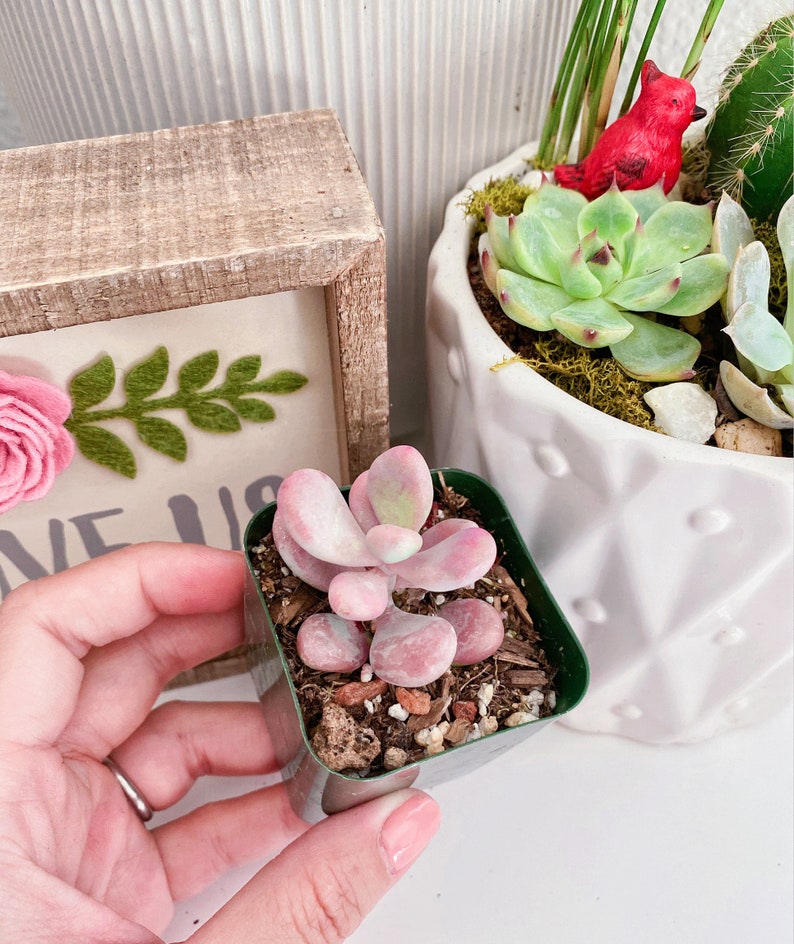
[103,757,154,822]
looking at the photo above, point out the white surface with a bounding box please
[157,673,794,944]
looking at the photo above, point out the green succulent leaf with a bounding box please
[69,355,116,411]
[622,184,669,224]
[136,416,188,462]
[550,298,633,348]
[509,213,564,284]
[185,401,241,432]
[606,262,683,312]
[610,313,701,381]
[723,302,794,373]
[485,208,519,271]
[495,269,570,330]
[585,241,623,295]
[231,397,277,422]
[178,351,220,392]
[656,254,730,318]
[642,201,714,267]
[577,186,638,260]
[479,233,500,294]
[73,424,136,478]
[522,182,585,247]
[225,355,262,386]
[560,245,602,299]
[124,346,169,401]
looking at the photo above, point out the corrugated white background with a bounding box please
[0,0,786,439]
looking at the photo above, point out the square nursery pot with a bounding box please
[244,468,589,823]
[426,142,794,745]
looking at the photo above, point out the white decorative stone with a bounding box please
[426,141,794,744]
[643,383,718,444]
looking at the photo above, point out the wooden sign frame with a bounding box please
[0,108,389,484]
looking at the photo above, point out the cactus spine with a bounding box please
[705,15,794,223]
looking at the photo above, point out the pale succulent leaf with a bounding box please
[777,384,794,417]
[366,445,433,530]
[777,195,794,339]
[610,312,700,381]
[509,212,564,284]
[560,245,603,298]
[478,233,499,296]
[719,361,794,429]
[723,302,794,373]
[726,242,771,321]
[495,269,569,330]
[712,191,755,270]
[485,205,519,271]
[605,262,682,312]
[641,201,713,267]
[576,186,638,260]
[656,254,730,317]
[550,298,633,348]
[522,181,586,247]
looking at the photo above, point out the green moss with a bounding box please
[461,175,535,235]
[492,334,659,431]
[753,220,788,319]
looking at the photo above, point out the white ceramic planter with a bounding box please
[426,143,794,744]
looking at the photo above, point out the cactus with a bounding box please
[273,445,503,687]
[479,179,729,381]
[713,191,794,429]
[705,15,794,223]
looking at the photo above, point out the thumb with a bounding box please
[188,789,441,944]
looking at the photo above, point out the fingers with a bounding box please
[0,543,245,747]
[153,784,309,903]
[106,700,279,809]
[188,789,441,944]
[61,605,243,757]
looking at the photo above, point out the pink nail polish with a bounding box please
[377,793,441,876]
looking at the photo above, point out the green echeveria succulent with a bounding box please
[480,180,730,381]
[713,191,794,430]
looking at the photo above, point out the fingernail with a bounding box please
[377,792,441,876]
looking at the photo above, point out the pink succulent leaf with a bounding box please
[272,509,349,592]
[439,598,505,665]
[369,605,457,687]
[277,468,379,567]
[365,523,423,564]
[0,371,75,514]
[348,470,379,532]
[296,612,370,673]
[366,445,433,530]
[420,517,477,550]
[388,527,497,592]
[328,568,394,622]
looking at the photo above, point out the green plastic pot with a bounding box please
[244,468,589,822]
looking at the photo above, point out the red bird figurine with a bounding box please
[554,60,707,200]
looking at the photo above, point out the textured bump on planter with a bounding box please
[245,469,589,823]
[426,143,794,744]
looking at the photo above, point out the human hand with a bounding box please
[0,543,441,943]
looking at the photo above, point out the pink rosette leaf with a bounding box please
[348,470,379,532]
[365,524,423,564]
[389,527,497,592]
[439,598,505,665]
[366,445,433,531]
[369,605,458,687]
[277,468,378,567]
[272,509,348,592]
[0,371,75,515]
[328,569,394,622]
[420,517,477,550]
[296,613,370,673]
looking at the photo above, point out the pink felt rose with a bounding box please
[0,370,75,514]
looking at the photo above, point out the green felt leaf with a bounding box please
[232,397,277,422]
[69,355,116,410]
[178,351,219,392]
[124,346,169,401]
[186,401,241,432]
[136,416,188,461]
[225,355,262,386]
[610,313,701,381]
[73,424,136,478]
[255,370,309,394]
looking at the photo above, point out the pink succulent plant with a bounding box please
[274,445,504,687]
